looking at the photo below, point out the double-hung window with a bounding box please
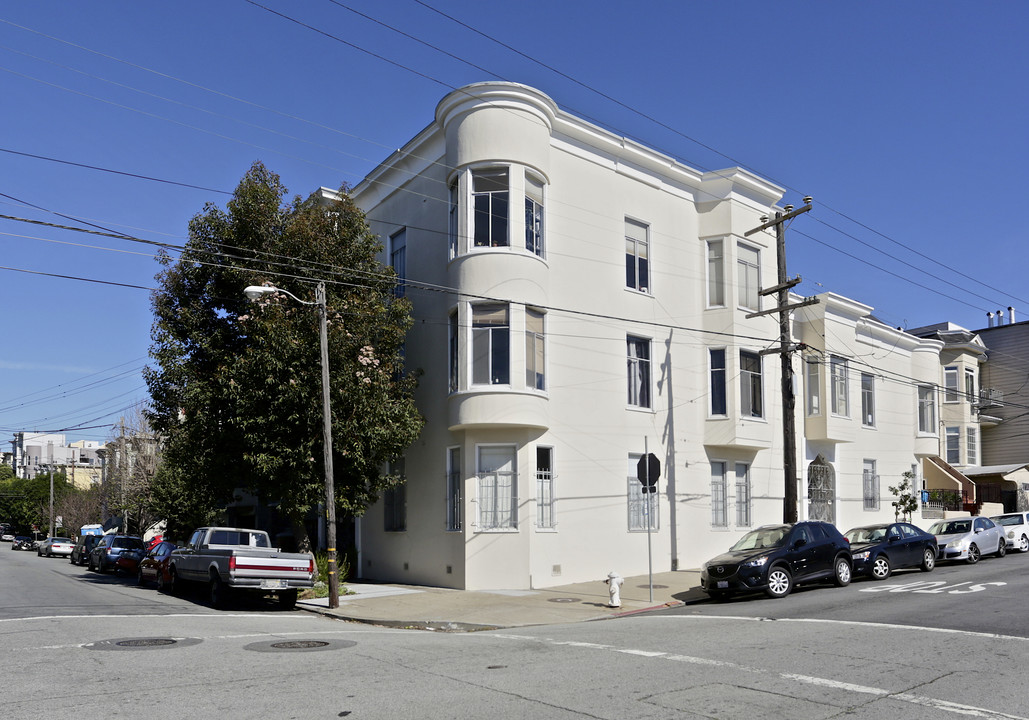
[525,176,544,256]
[448,182,459,259]
[389,228,406,298]
[863,459,879,510]
[707,239,725,307]
[446,447,462,531]
[627,336,651,408]
[709,348,727,416]
[740,350,763,418]
[965,368,976,406]
[472,304,509,385]
[944,366,959,403]
[806,357,821,415]
[966,427,978,465]
[830,356,849,416]
[737,243,760,311]
[625,219,650,293]
[536,447,555,529]
[525,309,545,391]
[946,427,960,463]
[918,385,936,434]
[710,461,728,527]
[861,373,875,426]
[448,312,459,393]
[472,169,509,247]
[477,445,517,530]
[735,463,751,527]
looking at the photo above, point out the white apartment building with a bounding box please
[347,82,941,590]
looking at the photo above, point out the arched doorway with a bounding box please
[807,455,836,523]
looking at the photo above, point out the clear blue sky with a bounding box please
[2,1,1026,444]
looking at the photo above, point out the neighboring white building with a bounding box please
[346,82,941,590]
[10,432,103,486]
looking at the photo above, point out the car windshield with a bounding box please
[930,519,972,535]
[730,527,787,551]
[993,515,1023,527]
[845,526,888,543]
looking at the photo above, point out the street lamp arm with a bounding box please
[243,285,317,307]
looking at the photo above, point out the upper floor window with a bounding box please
[389,228,406,298]
[830,356,849,416]
[707,239,725,307]
[806,357,821,416]
[737,243,760,311]
[740,350,763,418]
[525,308,545,391]
[448,312,459,393]
[918,385,936,434]
[861,373,875,426]
[448,182,459,259]
[473,169,509,248]
[627,336,652,408]
[625,219,650,293]
[525,176,544,257]
[965,368,976,406]
[472,304,509,385]
[709,348,727,416]
[944,366,959,403]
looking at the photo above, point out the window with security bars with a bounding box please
[863,460,879,510]
[477,446,517,530]
[735,463,751,527]
[536,447,554,529]
[711,461,727,527]
[446,447,462,531]
[627,454,659,531]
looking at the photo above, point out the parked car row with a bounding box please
[701,514,1025,601]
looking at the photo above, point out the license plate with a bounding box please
[260,579,287,590]
[717,581,729,589]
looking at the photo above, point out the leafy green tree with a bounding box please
[890,471,920,522]
[145,162,423,548]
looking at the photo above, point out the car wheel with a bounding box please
[833,557,852,587]
[136,567,146,586]
[765,566,793,598]
[967,543,981,564]
[996,539,1006,558]
[209,574,228,609]
[278,589,298,610]
[1019,535,1029,553]
[157,568,170,593]
[920,548,936,572]
[871,555,892,580]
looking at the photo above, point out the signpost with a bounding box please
[636,443,661,602]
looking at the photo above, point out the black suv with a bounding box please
[70,535,101,566]
[701,521,853,600]
[88,534,145,573]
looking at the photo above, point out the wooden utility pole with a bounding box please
[745,199,817,523]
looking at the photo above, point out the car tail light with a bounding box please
[308,557,315,573]
[229,556,236,572]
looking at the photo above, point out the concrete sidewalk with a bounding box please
[298,569,706,631]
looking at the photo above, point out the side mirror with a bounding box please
[793,538,808,549]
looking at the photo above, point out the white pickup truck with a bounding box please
[165,527,315,608]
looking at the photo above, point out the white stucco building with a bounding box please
[346,82,942,590]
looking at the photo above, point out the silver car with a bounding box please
[991,512,1029,553]
[929,517,1005,564]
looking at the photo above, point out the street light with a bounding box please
[244,282,340,609]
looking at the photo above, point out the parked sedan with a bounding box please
[991,512,1029,553]
[1,531,15,543]
[844,522,937,580]
[88,535,145,573]
[701,521,853,600]
[136,541,177,586]
[37,537,74,557]
[929,516,1006,564]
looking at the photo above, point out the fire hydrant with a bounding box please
[606,571,624,608]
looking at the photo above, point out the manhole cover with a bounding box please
[637,584,668,589]
[547,597,581,603]
[86,637,202,651]
[244,639,357,653]
[117,639,177,647]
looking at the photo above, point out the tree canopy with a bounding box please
[145,162,423,544]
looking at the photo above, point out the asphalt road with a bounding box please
[4,542,1029,719]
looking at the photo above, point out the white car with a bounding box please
[37,537,74,557]
[929,517,1006,564]
[991,512,1029,553]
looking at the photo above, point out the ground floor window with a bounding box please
[536,446,555,529]
[477,445,518,530]
[383,457,406,532]
[627,454,659,531]
[446,447,461,531]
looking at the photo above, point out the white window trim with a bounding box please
[446,446,462,532]
[710,460,728,529]
[708,347,728,418]
[944,366,959,403]
[625,217,651,295]
[474,444,519,533]
[706,238,726,308]
[627,335,653,411]
[535,445,556,531]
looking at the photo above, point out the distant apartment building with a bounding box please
[343,82,947,590]
[10,432,103,488]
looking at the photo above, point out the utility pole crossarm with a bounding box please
[745,297,820,320]
[744,202,812,236]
